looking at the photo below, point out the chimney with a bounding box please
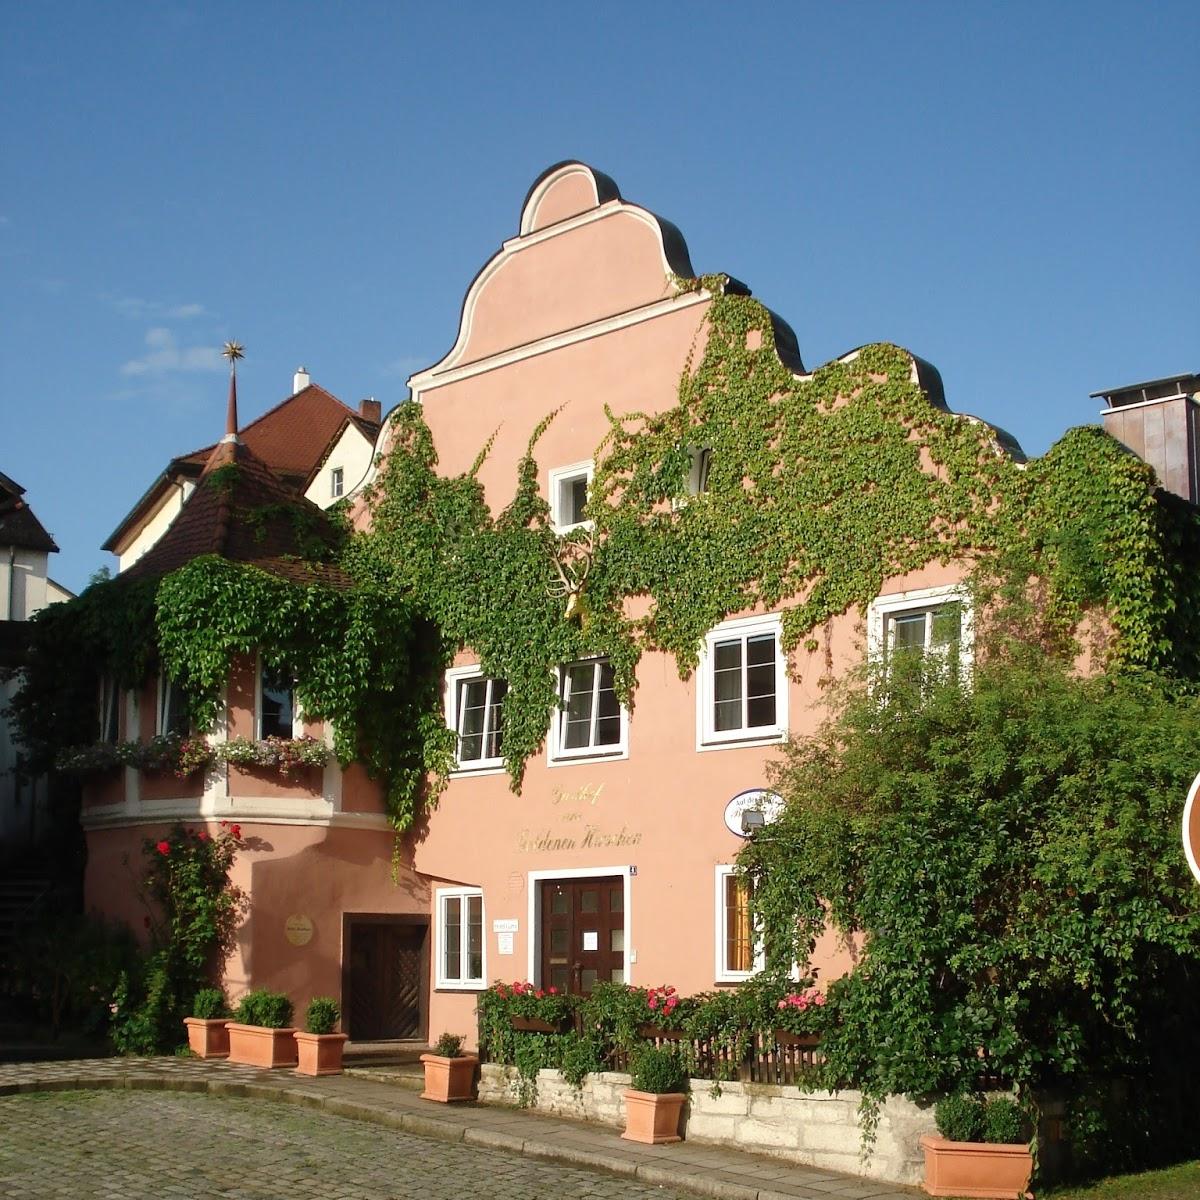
[1093,373,1199,505]
[359,397,382,425]
[293,366,310,394]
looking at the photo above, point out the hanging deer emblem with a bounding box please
[547,529,594,621]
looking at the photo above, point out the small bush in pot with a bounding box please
[421,1031,478,1103]
[236,989,293,1029]
[922,1093,1032,1198]
[304,997,340,1035]
[433,1032,464,1057]
[630,1045,687,1094]
[934,1092,986,1143]
[193,987,229,1020]
[982,1097,1025,1145]
[295,996,347,1076]
[623,1046,688,1145]
[183,987,231,1058]
[227,989,297,1068]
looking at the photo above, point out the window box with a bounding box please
[549,658,628,763]
[445,666,507,773]
[697,614,788,750]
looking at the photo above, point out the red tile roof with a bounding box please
[177,384,380,484]
[104,384,380,553]
[123,435,352,589]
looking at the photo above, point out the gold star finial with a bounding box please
[222,340,245,364]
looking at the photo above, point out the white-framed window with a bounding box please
[156,670,189,736]
[671,446,713,511]
[330,466,344,498]
[98,677,120,744]
[436,887,485,989]
[867,585,973,677]
[549,658,628,762]
[549,460,594,534]
[697,614,788,750]
[258,658,300,739]
[445,665,507,772]
[715,865,764,982]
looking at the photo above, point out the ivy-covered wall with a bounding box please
[11,283,1200,836]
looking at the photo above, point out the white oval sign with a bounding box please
[723,789,785,839]
[1183,770,1200,886]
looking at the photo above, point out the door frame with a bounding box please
[341,912,430,1042]
[526,866,633,988]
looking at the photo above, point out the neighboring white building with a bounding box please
[0,472,71,851]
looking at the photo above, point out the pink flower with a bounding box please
[777,999,787,1010]
[156,840,170,856]
[197,831,209,842]
[548,987,557,995]
[648,995,658,1009]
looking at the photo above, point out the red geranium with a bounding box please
[156,840,171,855]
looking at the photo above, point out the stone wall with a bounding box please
[479,1064,937,1186]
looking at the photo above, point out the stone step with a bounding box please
[343,1063,426,1092]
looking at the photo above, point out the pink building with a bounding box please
[82,162,1058,1046]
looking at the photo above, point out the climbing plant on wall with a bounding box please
[10,278,1200,832]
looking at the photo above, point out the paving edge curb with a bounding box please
[0,1074,829,1200]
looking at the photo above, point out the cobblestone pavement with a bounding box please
[0,1059,916,1200]
[0,1089,695,1200]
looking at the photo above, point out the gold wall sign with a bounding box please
[285,914,314,946]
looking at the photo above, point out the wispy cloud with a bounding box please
[380,354,428,378]
[103,293,208,320]
[120,327,224,376]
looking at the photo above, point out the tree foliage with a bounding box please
[740,651,1200,1161]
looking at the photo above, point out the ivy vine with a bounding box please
[9,282,1199,832]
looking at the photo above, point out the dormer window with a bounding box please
[330,467,344,498]
[549,461,594,533]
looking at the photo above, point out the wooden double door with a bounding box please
[345,918,427,1041]
[539,876,625,997]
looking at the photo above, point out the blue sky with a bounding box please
[3,1,1196,594]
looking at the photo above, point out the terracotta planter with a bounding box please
[621,1089,687,1144]
[510,1014,568,1034]
[294,1031,348,1076]
[183,1017,229,1059]
[419,1053,479,1102]
[920,1134,1033,1199]
[226,1022,299,1068]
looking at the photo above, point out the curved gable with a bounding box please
[415,162,697,381]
